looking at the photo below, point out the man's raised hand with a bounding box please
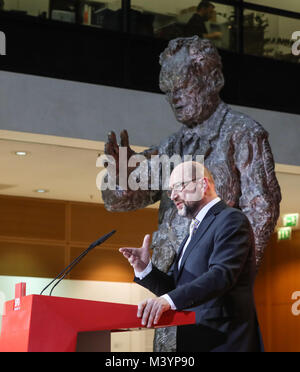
[119,234,151,272]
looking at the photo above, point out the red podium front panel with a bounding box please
[0,289,195,352]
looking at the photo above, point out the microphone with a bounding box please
[40,230,116,296]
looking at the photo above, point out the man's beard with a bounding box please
[177,202,199,219]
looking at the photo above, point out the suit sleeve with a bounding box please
[134,263,176,297]
[166,211,253,311]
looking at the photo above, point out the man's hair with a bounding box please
[197,1,215,11]
[190,162,215,185]
[172,161,215,187]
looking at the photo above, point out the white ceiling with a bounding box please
[0,131,153,207]
[0,132,299,230]
[0,138,103,204]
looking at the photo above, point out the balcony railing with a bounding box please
[1,0,299,63]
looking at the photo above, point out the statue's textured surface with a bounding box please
[102,37,281,352]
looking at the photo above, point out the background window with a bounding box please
[3,0,49,17]
[49,0,123,29]
[246,0,300,14]
[80,0,122,30]
[243,8,300,63]
[131,0,237,52]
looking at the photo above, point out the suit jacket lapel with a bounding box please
[177,214,216,279]
[174,234,189,279]
[176,234,189,262]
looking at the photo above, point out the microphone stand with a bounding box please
[40,230,116,296]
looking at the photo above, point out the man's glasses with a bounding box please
[167,178,202,198]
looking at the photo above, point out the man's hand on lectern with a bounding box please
[119,234,151,273]
[137,297,170,328]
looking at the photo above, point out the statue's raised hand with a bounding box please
[104,130,136,176]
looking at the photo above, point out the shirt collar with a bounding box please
[193,197,221,225]
[181,101,228,141]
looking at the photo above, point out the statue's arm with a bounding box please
[102,185,162,212]
[101,133,162,211]
[234,127,282,268]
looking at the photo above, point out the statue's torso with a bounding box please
[151,103,265,271]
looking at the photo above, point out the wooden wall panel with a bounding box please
[0,241,65,278]
[254,231,300,352]
[0,195,66,241]
[269,236,300,305]
[69,245,133,283]
[0,195,158,282]
[270,304,300,352]
[70,202,158,246]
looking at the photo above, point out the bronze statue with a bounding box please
[102,36,281,352]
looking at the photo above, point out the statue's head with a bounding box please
[159,36,225,127]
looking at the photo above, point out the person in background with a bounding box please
[0,0,4,11]
[185,1,222,40]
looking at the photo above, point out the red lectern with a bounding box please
[0,283,195,352]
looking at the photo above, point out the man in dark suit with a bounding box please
[120,161,263,352]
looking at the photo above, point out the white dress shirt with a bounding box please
[135,197,221,309]
[177,197,221,269]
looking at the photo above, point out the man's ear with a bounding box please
[202,177,209,194]
[208,68,225,93]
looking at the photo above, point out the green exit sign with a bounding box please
[283,214,299,227]
[278,227,292,241]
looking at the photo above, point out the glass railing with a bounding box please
[130,1,237,52]
[245,0,300,14]
[1,0,49,18]
[1,0,123,30]
[80,0,122,31]
[0,0,299,63]
[243,8,300,63]
[49,0,123,30]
